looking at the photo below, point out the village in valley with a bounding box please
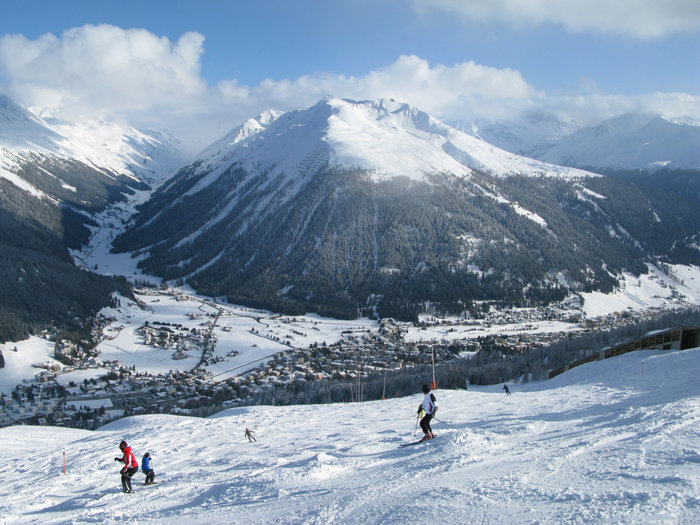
[3,263,695,430]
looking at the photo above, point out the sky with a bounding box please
[0,0,699,151]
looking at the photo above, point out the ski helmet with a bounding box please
[119,440,127,450]
[422,384,430,393]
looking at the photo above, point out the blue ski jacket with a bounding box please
[142,456,152,472]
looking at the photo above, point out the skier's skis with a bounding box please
[142,480,164,486]
[400,435,437,447]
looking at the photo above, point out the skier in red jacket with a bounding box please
[114,440,139,493]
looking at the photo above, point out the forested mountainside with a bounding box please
[0,95,181,342]
[114,166,699,320]
[0,155,140,341]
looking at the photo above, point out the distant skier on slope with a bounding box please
[245,428,257,442]
[142,452,155,485]
[503,384,511,396]
[417,384,437,442]
[114,440,139,493]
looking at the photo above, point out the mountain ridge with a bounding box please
[113,98,700,320]
[1,93,699,334]
[536,113,700,171]
[458,110,700,172]
[191,97,594,187]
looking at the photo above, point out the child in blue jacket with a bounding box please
[142,453,155,485]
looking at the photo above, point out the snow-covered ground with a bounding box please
[405,318,578,344]
[94,290,377,379]
[3,259,698,393]
[0,337,57,395]
[404,264,700,344]
[580,264,700,318]
[0,347,697,524]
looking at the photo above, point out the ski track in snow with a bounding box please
[0,348,698,524]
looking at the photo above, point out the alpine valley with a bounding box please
[109,97,699,321]
[1,95,699,340]
[0,94,184,341]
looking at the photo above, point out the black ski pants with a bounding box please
[420,413,434,435]
[144,468,155,484]
[121,466,138,491]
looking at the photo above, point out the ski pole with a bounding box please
[98,461,117,488]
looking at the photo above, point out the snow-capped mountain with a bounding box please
[0,94,63,150]
[0,94,185,342]
[452,108,580,159]
[193,97,591,186]
[0,94,184,187]
[534,113,700,171]
[458,110,700,172]
[114,97,700,320]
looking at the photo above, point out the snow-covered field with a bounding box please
[0,347,697,524]
[580,264,700,318]
[94,290,378,379]
[404,263,700,344]
[0,337,56,395]
[2,259,698,393]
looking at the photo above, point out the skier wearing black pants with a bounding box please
[417,384,437,442]
[115,440,139,493]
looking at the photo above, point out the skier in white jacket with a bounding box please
[417,384,437,441]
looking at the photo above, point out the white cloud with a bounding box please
[215,55,541,120]
[417,0,700,38]
[544,92,700,125]
[0,26,544,150]
[0,24,207,118]
[0,24,697,153]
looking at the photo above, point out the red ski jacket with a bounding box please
[118,446,138,470]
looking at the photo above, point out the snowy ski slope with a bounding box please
[0,347,698,524]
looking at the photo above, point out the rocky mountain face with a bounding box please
[113,98,700,320]
[0,95,183,341]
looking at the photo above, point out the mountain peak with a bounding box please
[0,94,63,149]
[193,97,591,185]
[114,98,699,322]
[0,94,184,185]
